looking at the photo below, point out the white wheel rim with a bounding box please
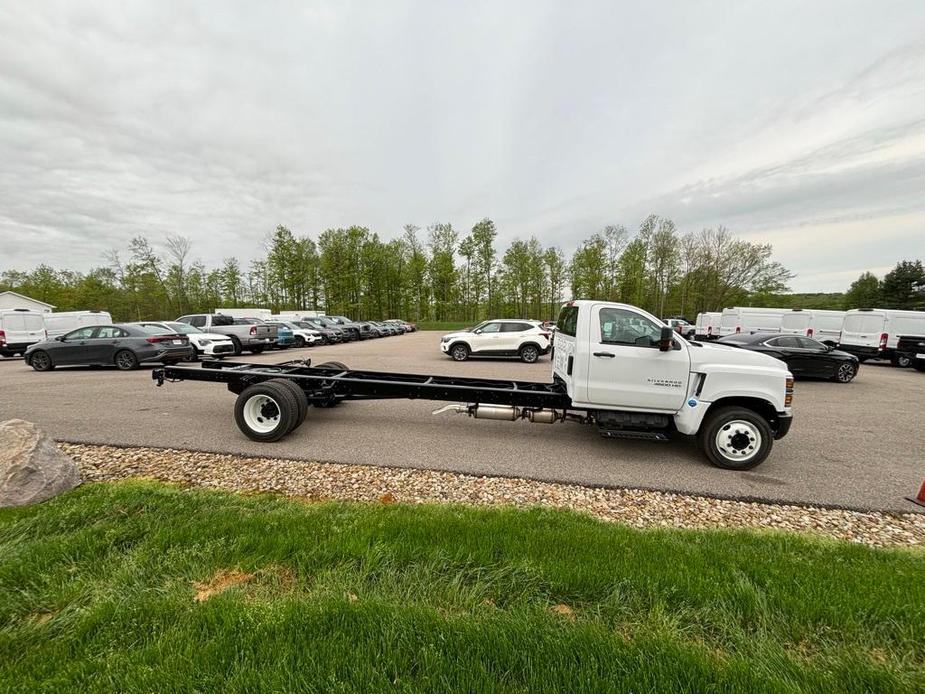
[838,363,853,381]
[243,394,282,433]
[714,420,761,462]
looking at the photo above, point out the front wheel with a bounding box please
[519,344,539,363]
[699,406,773,470]
[450,344,469,361]
[833,362,857,383]
[293,336,306,348]
[29,350,54,371]
[230,336,243,356]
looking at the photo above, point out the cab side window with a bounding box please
[599,308,662,348]
[479,322,502,333]
[65,327,96,340]
[189,316,207,328]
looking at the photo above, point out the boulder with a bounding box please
[0,419,80,508]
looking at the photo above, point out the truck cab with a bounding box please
[553,301,793,468]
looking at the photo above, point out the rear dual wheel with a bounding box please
[234,379,308,442]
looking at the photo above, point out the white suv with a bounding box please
[440,320,551,363]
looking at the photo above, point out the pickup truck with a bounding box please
[155,300,794,470]
[175,313,276,355]
[896,335,925,372]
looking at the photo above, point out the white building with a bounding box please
[0,291,55,313]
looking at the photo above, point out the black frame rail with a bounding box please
[154,360,571,409]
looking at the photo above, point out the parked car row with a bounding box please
[692,306,925,368]
[15,311,417,371]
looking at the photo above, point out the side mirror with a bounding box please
[474,329,482,335]
[55,335,65,342]
[658,326,674,352]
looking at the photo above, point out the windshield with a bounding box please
[165,322,201,335]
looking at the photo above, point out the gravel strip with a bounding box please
[60,443,925,548]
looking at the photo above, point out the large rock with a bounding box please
[0,419,80,508]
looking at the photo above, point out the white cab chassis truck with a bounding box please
[154,300,794,470]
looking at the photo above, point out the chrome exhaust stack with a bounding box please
[432,403,562,423]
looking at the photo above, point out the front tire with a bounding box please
[293,336,306,348]
[450,343,469,361]
[114,349,139,371]
[29,350,54,371]
[699,406,773,470]
[833,362,857,383]
[234,382,299,442]
[519,344,540,363]
[230,336,243,356]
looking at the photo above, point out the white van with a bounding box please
[277,310,325,321]
[779,309,846,345]
[839,308,925,367]
[718,307,790,336]
[0,309,47,356]
[694,312,722,340]
[44,310,113,338]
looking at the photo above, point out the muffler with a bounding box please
[431,403,561,423]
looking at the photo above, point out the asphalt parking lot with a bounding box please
[1,332,922,513]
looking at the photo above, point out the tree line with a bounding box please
[1,213,809,323]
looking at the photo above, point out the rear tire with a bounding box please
[234,382,299,442]
[249,345,266,355]
[519,344,540,363]
[29,350,54,371]
[267,378,308,431]
[699,406,773,470]
[833,362,857,383]
[114,350,139,371]
[450,344,469,361]
[891,353,912,368]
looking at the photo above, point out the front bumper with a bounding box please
[773,412,793,440]
[202,342,235,356]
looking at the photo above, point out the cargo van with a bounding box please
[779,309,845,345]
[839,308,925,367]
[43,310,113,338]
[0,309,47,356]
[718,307,789,336]
[694,312,722,340]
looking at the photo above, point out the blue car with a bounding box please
[266,322,294,349]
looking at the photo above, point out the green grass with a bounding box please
[0,482,922,693]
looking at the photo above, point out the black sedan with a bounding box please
[718,332,859,383]
[24,324,193,371]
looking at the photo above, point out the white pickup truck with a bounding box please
[552,301,793,468]
[155,299,794,470]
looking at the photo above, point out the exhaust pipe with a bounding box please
[432,403,561,423]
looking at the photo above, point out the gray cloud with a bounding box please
[1,1,924,292]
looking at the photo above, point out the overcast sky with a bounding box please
[1,1,924,292]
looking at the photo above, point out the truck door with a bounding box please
[585,305,691,412]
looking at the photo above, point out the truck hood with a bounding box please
[442,330,472,341]
[689,340,790,373]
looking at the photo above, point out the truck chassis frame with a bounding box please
[154,359,572,410]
